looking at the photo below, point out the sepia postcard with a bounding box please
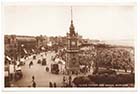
[1,1,137,92]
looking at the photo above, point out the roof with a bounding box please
[16,36,36,42]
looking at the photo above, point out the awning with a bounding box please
[16,61,20,65]
[55,58,65,65]
[6,56,11,61]
[15,65,21,71]
[60,59,65,65]
[23,49,28,54]
[32,49,35,52]
[54,58,59,63]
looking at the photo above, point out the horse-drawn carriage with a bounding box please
[51,64,59,74]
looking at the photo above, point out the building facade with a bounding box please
[5,35,18,60]
[5,35,37,60]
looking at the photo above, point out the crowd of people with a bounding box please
[56,45,134,74]
[94,47,134,72]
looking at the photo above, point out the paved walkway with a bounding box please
[12,51,69,87]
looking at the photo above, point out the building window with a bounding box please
[8,39,11,44]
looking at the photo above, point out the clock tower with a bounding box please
[66,7,80,74]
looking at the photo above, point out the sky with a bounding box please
[3,5,136,40]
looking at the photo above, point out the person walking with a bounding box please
[31,75,36,88]
[53,82,56,87]
[68,75,72,87]
[32,75,35,81]
[29,61,33,68]
[63,76,66,87]
[32,80,36,88]
[49,82,53,87]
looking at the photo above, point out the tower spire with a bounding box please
[69,6,75,36]
[71,6,73,22]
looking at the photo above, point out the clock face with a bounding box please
[71,41,76,46]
